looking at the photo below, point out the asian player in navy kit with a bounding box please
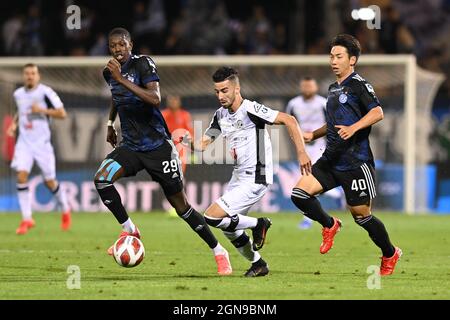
[290,34,402,275]
[94,28,232,275]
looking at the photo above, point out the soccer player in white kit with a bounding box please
[7,63,71,235]
[190,67,312,277]
[286,77,345,229]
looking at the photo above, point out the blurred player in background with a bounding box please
[291,34,402,275]
[96,28,231,275]
[286,76,345,230]
[189,67,312,277]
[161,95,193,216]
[162,95,194,173]
[7,63,71,234]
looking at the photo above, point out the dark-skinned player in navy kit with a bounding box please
[94,28,232,275]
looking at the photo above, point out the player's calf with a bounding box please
[291,188,334,228]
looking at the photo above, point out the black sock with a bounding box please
[179,207,218,249]
[253,258,266,267]
[291,188,334,228]
[95,181,129,224]
[355,215,395,257]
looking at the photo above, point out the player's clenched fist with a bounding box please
[107,126,117,148]
[106,59,122,81]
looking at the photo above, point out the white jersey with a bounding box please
[205,99,279,185]
[13,83,63,146]
[286,94,327,162]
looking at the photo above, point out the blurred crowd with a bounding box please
[0,0,449,95]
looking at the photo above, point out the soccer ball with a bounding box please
[112,236,145,267]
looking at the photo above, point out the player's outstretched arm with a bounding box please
[106,58,161,108]
[309,124,327,142]
[31,104,67,119]
[273,112,312,175]
[188,135,213,152]
[335,106,383,140]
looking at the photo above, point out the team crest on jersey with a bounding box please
[339,93,348,103]
[233,120,244,129]
[123,72,135,82]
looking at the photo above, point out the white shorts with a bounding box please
[216,174,268,216]
[11,140,56,180]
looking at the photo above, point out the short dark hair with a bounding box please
[23,63,38,70]
[330,34,361,65]
[301,76,315,81]
[212,66,239,83]
[109,27,131,41]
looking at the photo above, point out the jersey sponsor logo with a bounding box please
[365,83,375,93]
[254,104,268,114]
[359,191,367,197]
[339,93,348,103]
[171,172,179,178]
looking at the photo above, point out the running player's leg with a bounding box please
[298,143,323,229]
[291,160,335,229]
[11,142,34,234]
[94,147,142,243]
[291,159,342,253]
[147,140,231,275]
[204,181,270,276]
[36,144,71,230]
[340,163,401,275]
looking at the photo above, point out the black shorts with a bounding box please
[105,140,183,197]
[312,159,376,206]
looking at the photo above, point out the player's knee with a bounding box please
[204,214,223,228]
[17,172,28,184]
[291,188,313,211]
[93,177,113,191]
[352,212,372,225]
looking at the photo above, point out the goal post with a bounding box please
[0,55,443,214]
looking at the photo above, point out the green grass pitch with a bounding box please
[0,211,449,299]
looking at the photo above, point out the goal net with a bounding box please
[0,56,444,214]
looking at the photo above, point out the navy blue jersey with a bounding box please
[321,72,380,171]
[103,55,170,152]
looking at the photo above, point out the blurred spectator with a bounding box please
[89,33,108,56]
[2,13,24,55]
[22,5,44,56]
[246,5,273,54]
[132,0,167,54]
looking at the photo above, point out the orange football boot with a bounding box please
[320,217,342,254]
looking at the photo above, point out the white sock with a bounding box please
[52,183,70,212]
[213,214,258,230]
[212,243,227,255]
[121,218,136,233]
[17,183,32,221]
[223,230,260,262]
[236,214,257,229]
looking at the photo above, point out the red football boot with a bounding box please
[320,217,342,254]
